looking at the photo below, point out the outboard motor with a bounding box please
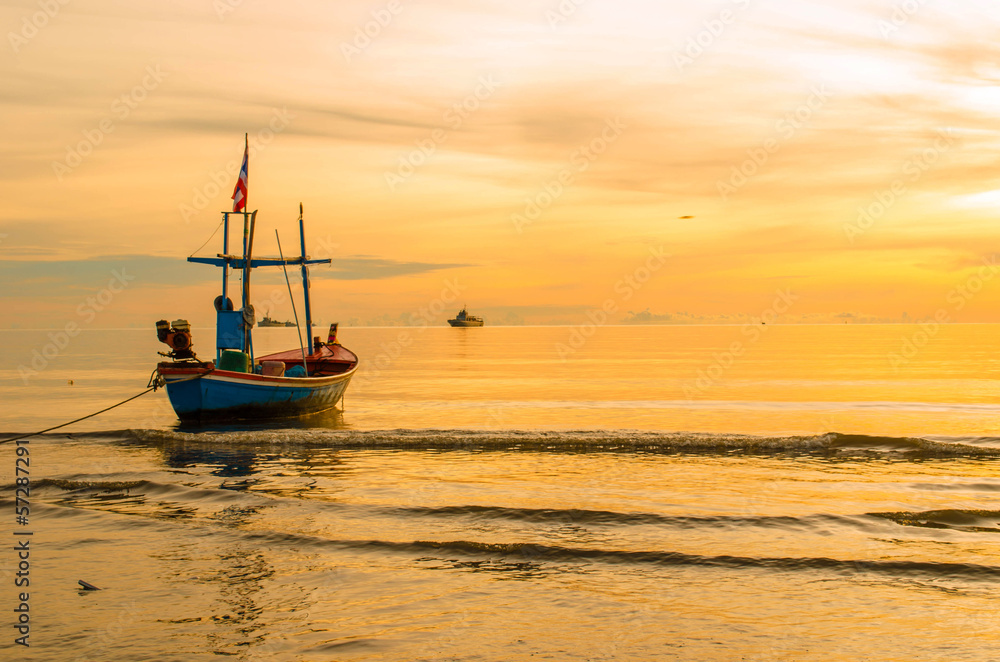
[156,319,196,360]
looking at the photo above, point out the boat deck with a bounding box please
[256,343,358,376]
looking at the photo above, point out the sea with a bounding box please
[2,323,1000,661]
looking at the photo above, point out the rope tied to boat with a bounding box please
[0,369,210,445]
[0,387,157,445]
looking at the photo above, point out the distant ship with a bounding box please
[448,307,484,327]
[259,315,296,327]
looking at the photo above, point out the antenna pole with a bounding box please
[221,213,230,304]
[298,203,314,355]
[276,229,309,373]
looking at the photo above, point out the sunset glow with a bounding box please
[4,0,1000,328]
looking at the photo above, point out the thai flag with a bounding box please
[231,136,248,212]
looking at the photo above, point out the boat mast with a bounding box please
[241,210,257,361]
[298,203,314,355]
[221,214,230,308]
[218,212,231,363]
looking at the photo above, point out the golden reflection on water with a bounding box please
[2,324,999,436]
[23,433,1000,661]
[334,324,1000,436]
[7,326,1000,661]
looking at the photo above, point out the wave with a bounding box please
[5,479,849,531]
[870,509,1000,533]
[13,478,1000,541]
[5,428,1000,457]
[24,493,995,581]
[391,504,861,531]
[29,478,260,503]
[11,480,1000,582]
[392,539,1000,580]
[0,428,1000,458]
[88,429,1000,457]
[49,509,997,580]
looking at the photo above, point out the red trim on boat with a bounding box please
[157,362,356,385]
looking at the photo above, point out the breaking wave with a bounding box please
[107,428,1000,457]
[7,428,1000,458]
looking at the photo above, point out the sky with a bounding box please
[3,0,1000,328]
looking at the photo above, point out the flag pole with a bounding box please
[237,133,250,355]
[242,132,248,212]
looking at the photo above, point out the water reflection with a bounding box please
[174,407,351,433]
[417,556,550,580]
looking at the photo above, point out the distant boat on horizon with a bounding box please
[259,315,296,327]
[448,307,484,327]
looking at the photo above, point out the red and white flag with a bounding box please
[231,135,248,212]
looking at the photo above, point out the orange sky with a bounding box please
[3,0,1000,328]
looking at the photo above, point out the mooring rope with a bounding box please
[0,369,210,445]
[0,386,158,445]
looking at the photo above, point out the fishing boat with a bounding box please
[447,307,484,327]
[153,140,358,423]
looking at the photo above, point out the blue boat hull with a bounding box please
[160,367,355,423]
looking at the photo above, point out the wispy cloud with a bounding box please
[5,0,1000,324]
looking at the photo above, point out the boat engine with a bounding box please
[156,319,196,360]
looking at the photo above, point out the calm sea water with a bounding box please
[2,325,1000,660]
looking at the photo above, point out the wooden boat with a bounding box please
[153,152,358,422]
[156,341,357,422]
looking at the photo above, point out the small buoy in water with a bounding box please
[78,580,100,591]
